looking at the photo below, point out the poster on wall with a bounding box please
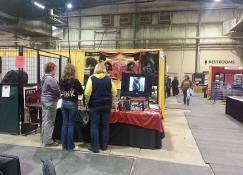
[103,53,139,80]
[84,52,100,84]
[84,51,159,102]
[141,51,159,86]
[23,86,39,123]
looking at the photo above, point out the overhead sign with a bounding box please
[205,60,235,65]
[15,56,25,68]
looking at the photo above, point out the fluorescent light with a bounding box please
[215,0,221,2]
[34,2,45,9]
[67,3,72,9]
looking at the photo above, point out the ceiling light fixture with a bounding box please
[215,0,221,2]
[67,3,72,9]
[34,2,45,9]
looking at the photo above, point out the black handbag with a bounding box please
[77,107,89,126]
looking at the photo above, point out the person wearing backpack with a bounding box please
[181,75,193,105]
[60,64,84,151]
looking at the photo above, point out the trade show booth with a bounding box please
[52,49,166,149]
[0,46,70,135]
[207,66,243,101]
[0,47,165,149]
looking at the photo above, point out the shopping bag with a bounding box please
[189,88,194,96]
[77,108,89,126]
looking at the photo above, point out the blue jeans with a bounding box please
[61,100,78,150]
[89,105,111,152]
[186,96,190,106]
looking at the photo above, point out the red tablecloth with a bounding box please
[110,108,164,133]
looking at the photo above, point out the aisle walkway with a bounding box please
[0,95,214,175]
[5,94,242,174]
[176,94,243,175]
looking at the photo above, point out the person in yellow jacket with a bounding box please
[84,62,117,153]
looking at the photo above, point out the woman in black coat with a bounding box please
[172,76,179,96]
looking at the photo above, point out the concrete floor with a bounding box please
[0,96,208,169]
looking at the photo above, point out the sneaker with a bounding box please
[72,146,80,151]
[44,142,59,147]
[88,147,99,153]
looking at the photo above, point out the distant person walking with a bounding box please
[41,62,60,146]
[166,76,172,97]
[85,62,117,153]
[60,64,84,151]
[172,76,179,96]
[181,75,193,105]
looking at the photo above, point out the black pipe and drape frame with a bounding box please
[0,46,70,135]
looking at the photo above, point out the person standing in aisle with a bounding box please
[181,75,193,105]
[172,76,179,96]
[166,76,172,97]
[41,62,60,146]
[60,64,84,151]
[84,62,117,153]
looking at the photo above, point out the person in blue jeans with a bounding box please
[181,75,193,105]
[60,64,83,151]
[85,62,117,153]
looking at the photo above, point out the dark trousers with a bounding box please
[183,90,187,105]
[89,105,111,152]
[61,100,78,150]
[166,88,171,97]
[172,87,179,96]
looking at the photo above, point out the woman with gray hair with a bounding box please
[60,63,83,151]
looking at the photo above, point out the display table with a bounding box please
[109,109,164,149]
[52,108,165,149]
[226,96,243,123]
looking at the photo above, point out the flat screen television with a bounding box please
[121,73,152,97]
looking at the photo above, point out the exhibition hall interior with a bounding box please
[0,0,243,174]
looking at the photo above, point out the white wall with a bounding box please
[55,1,243,82]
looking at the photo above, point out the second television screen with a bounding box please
[129,76,145,92]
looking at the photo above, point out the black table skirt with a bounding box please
[53,109,164,149]
[226,97,243,123]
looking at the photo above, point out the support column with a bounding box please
[195,4,202,73]
[133,1,138,49]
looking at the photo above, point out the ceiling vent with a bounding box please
[102,15,114,26]
[120,14,132,26]
[158,12,171,25]
[139,14,152,25]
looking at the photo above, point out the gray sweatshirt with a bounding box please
[41,75,60,101]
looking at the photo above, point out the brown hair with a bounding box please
[61,63,75,81]
[44,62,56,74]
[185,75,190,80]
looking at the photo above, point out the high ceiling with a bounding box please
[0,0,128,19]
[0,0,243,19]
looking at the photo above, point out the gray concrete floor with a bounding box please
[1,94,241,174]
[0,96,206,167]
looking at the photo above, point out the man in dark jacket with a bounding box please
[172,76,179,96]
[166,76,171,97]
